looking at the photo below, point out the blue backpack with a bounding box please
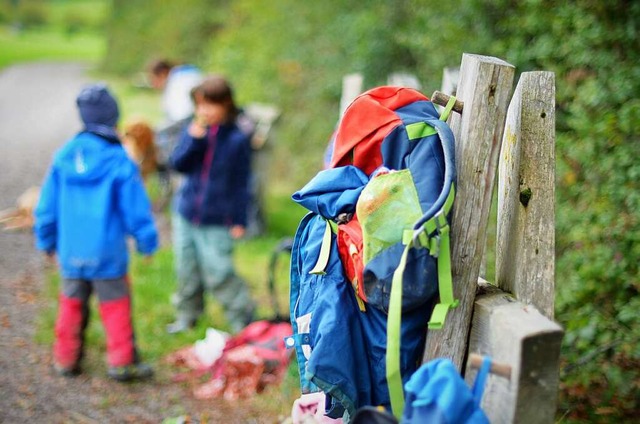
[286,86,458,421]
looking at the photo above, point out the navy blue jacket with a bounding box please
[34,132,158,279]
[170,122,251,227]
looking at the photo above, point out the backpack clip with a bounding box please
[433,210,450,236]
[405,228,430,249]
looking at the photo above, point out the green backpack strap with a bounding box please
[386,186,458,419]
[439,95,457,122]
[386,240,411,418]
[427,212,459,330]
[309,219,335,275]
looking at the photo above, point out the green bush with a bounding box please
[16,0,47,28]
[0,2,12,24]
[60,9,100,35]
[102,0,227,75]
[463,1,640,420]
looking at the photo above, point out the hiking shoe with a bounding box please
[53,363,81,378]
[166,318,196,334]
[107,362,154,382]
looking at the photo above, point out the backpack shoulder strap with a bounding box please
[387,96,460,419]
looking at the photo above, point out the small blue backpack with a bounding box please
[351,357,492,424]
[401,357,491,423]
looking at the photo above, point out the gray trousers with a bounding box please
[171,214,255,333]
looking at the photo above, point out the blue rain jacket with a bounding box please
[402,358,491,424]
[34,132,158,279]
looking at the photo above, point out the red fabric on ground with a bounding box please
[166,320,294,400]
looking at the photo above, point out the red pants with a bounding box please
[54,276,138,368]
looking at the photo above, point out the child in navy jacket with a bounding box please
[167,75,255,334]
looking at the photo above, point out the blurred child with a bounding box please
[147,59,203,166]
[167,75,255,334]
[34,83,158,382]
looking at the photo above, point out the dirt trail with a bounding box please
[0,63,266,423]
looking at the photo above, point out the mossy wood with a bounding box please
[467,282,563,424]
[422,61,563,424]
[496,71,556,319]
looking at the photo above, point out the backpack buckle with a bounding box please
[433,210,450,236]
[426,211,450,258]
[408,227,429,249]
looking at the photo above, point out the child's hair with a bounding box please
[190,75,239,122]
[147,58,175,76]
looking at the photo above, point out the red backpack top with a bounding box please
[326,86,458,321]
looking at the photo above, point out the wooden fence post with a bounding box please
[387,72,422,91]
[467,284,563,424]
[422,54,515,371]
[441,66,460,96]
[339,73,364,118]
[496,71,556,319]
[466,72,562,423]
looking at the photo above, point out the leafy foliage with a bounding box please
[472,1,640,420]
[103,0,228,75]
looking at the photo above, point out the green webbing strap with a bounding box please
[405,121,437,140]
[309,220,333,275]
[386,240,411,419]
[386,185,459,418]
[327,219,338,234]
[419,186,456,236]
[440,95,457,122]
[427,222,459,329]
[402,230,429,247]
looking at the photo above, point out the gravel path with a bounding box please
[0,63,269,423]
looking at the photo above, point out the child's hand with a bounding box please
[230,225,245,239]
[142,255,154,265]
[188,118,207,138]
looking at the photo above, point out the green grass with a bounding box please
[0,0,108,69]
[0,25,104,69]
[100,74,165,126]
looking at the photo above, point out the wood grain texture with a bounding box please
[422,54,515,371]
[496,72,556,319]
[466,290,563,424]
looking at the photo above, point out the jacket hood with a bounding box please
[55,132,125,183]
[292,165,369,219]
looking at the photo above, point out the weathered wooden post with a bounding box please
[339,73,363,118]
[466,72,563,424]
[441,66,460,96]
[422,54,515,370]
[243,102,281,237]
[387,72,422,91]
[496,71,556,319]
[467,285,563,424]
